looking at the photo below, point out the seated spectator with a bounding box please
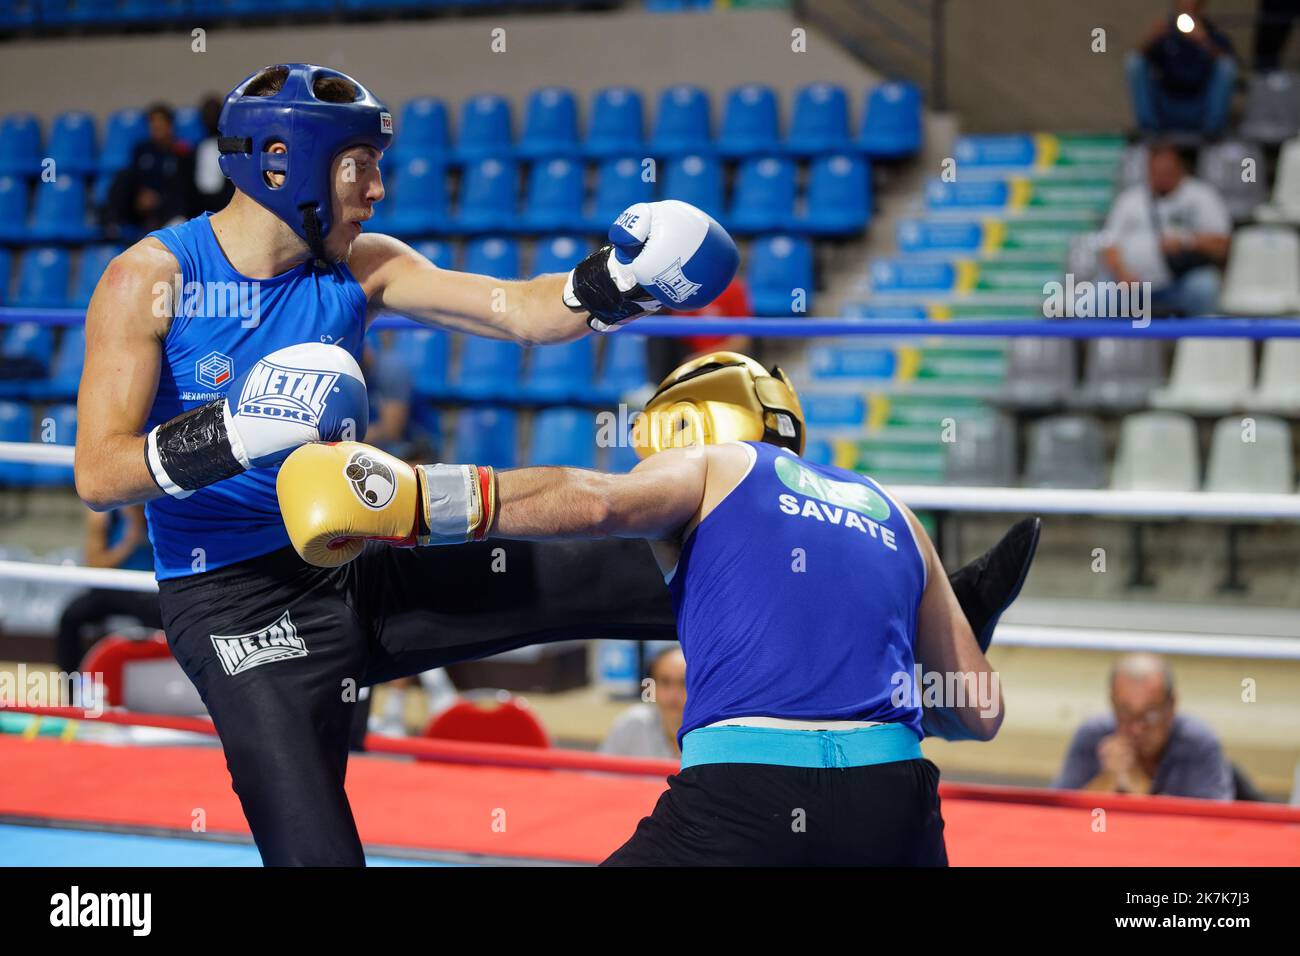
[102,103,198,241]
[193,95,234,214]
[1053,652,1234,800]
[599,646,686,760]
[56,505,161,674]
[648,275,755,384]
[1127,0,1237,136]
[1100,141,1231,317]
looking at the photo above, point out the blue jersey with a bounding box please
[144,213,367,579]
[669,441,927,743]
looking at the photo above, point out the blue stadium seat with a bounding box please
[587,156,656,232]
[91,172,114,212]
[662,153,724,221]
[3,322,56,369]
[412,239,456,271]
[452,157,517,234]
[71,245,120,308]
[377,155,448,237]
[408,401,442,450]
[452,338,525,402]
[802,439,833,467]
[0,1,38,28]
[13,247,72,308]
[0,402,34,486]
[786,83,851,157]
[392,97,452,166]
[718,84,780,158]
[455,407,518,467]
[47,111,99,176]
[31,402,77,487]
[519,337,596,403]
[0,248,10,304]
[100,109,147,173]
[529,408,597,468]
[120,0,185,20]
[27,177,96,243]
[895,218,981,256]
[0,176,29,243]
[798,153,871,236]
[531,235,589,275]
[518,87,580,160]
[463,236,520,279]
[455,94,513,162]
[40,326,85,400]
[605,437,640,473]
[172,106,206,149]
[402,328,451,400]
[593,334,649,403]
[584,87,645,159]
[651,85,712,156]
[727,156,796,233]
[0,113,41,177]
[748,235,814,316]
[858,81,922,159]
[520,157,585,233]
[38,1,109,25]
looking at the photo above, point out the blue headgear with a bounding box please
[217,63,394,264]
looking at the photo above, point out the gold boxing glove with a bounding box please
[276,441,496,568]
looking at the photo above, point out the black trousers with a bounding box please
[602,758,949,866]
[56,588,164,673]
[157,539,675,866]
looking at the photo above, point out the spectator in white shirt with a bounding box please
[1101,141,1232,318]
[599,647,686,761]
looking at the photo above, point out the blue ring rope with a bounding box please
[5,307,1300,339]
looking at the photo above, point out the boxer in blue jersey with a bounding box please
[280,353,1040,865]
[74,63,739,865]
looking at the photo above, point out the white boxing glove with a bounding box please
[146,342,368,498]
[563,199,740,332]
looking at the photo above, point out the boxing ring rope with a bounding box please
[5,306,1300,337]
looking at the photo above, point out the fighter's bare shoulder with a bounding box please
[89,237,179,338]
[347,231,430,299]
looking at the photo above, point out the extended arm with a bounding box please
[491,448,708,541]
[356,233,592,345]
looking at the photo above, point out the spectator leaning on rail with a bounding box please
[1127,0,1237,136]
[1099,141,1232,318]
[1053,652,1234,800]
[599,646,687,761]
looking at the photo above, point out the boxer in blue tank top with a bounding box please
[278,351,1041,865]
[74,64,742,865]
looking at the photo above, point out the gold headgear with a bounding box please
[632,351,805,459]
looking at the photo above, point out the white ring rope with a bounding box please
[1,440,1297,519]
[0,441,75,465]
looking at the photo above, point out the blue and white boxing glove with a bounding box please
[564,199,740,332]
[146,342,368,499]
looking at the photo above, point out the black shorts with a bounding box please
[158,539,674,866]
[602,758,948,866]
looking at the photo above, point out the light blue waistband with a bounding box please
[679,723,922,770]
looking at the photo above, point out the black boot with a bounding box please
[947,517,1041,653]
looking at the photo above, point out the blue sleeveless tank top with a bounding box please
[669,441,928,743]
[144,212,367,579]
